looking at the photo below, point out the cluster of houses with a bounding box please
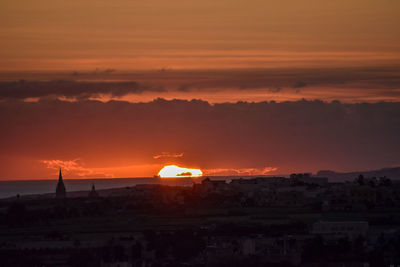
[1,172,400,266]
[190,174,400,211]
[6,218,396,267]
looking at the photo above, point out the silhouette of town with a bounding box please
[1,169,400,266]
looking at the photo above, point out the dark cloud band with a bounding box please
[0,98,399,177]
[0,65,399,101]
[0,80,164,99]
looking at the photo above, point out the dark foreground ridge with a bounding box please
[0,173,400,266]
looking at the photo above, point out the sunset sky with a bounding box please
[1,0,400,71]
[0,0,399,179]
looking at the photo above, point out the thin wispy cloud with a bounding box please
[42,159,115,178]
[153,152,184,159]
[204,167,278,176]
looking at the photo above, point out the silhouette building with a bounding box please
[56,168,66,199]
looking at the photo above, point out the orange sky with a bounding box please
[1,0,399,71]
[0,0,399,179]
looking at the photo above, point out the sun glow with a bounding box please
[158,165,203,178]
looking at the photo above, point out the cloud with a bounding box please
[0,65,400,102]
[293,81,308,88]
[153,152,184,159]
[0,80,164,100]
[176,172,192,176]
[204,167,278,176]
[1,98,400,178]
[40,159,164,179]
[42,159,114,178]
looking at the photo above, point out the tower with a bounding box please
[88,184,99,198]
[56,168,66,199]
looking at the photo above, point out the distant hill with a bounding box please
[316,167,400,182]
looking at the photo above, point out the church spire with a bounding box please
[89,183,99,198]
[56,168,66,199]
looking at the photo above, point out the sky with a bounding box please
[1,0,399,70]
[0,0,399,179]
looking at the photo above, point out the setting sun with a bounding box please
[158,165,203,178]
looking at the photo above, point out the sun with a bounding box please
[158,165,203,178]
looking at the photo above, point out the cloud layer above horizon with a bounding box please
[1,66,400,103]
[0,98,399,179]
